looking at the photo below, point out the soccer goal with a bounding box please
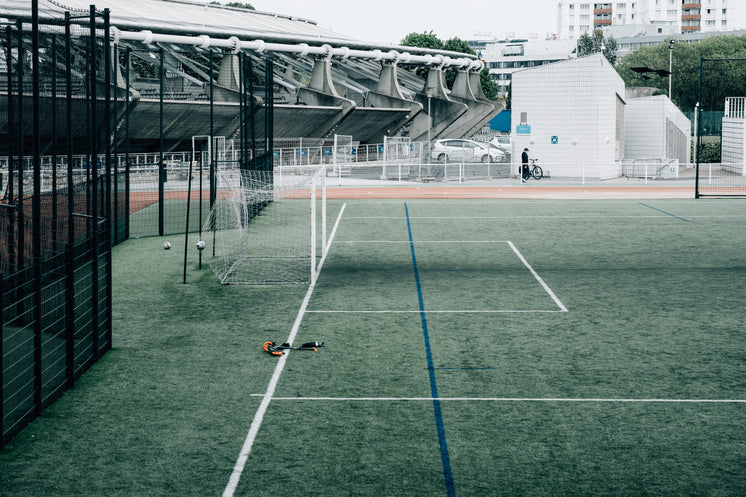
[204,165,327,284]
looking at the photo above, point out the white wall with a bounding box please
[510,53,625,179]
[722,118,746,169]
[625,95,691,163]
[626,96,667,159]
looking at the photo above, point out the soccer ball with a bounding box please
[163,242,171,250]
[196,240,206,251]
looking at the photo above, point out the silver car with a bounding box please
[431,139,506,163]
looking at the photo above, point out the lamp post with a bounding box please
[668,39,675,99]
[426,88,433,165]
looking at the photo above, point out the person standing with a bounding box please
[521,148,529,182]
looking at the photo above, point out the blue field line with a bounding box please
[639,202,690,222]
[404,203,456,497]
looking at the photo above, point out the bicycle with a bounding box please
[523,158,543,180]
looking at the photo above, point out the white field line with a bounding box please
[306,310,565,313]
[222,203,347,497]
[255,396,746,403]
[507,241,568,312]
[333,240,509,243]
[345,215,684,219]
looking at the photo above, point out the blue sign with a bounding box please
[551,136,558,144]
[299,149,307,157]
[273,151,279,158]
[323,148,331,156]
[379,145,384,153]
[516,125,531,135]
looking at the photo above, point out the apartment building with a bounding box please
[557,1,734,39]
[481,39,579,97]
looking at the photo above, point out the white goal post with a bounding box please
[203,165,327,285]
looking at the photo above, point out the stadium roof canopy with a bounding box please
[1,0,478,59]
[1,0,501,146]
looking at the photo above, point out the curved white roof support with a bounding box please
[115,29,476,69]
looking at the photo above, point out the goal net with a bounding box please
[204,166,326,284]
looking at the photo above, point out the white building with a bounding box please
[624,95,690,177]
[482,39,578,97]
[557,1,737,40]
[510,53,626,179]
[721,97,746,174]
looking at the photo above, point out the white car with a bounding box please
[431,139,506,163]
[489,136,512,157]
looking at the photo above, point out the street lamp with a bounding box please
[668,39,675,99]
[426,88,433,165]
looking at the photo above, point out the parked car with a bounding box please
[489,135,512,157]
[431,139,506,163]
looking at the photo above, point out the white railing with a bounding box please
[724,97,746,119]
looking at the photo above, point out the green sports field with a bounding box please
[1,198,745,496]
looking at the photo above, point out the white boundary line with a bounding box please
[222,203,347,497]
[507,241,568,312]
[306,310,565,313]
[259,396,746,403]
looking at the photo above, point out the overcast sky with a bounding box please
[253,0,561,45]
[253,1,746,45]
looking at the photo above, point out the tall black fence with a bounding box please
[695,57,746,198]
[1,5,115,447]
[1,3,272,447]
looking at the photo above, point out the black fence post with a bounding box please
[695,57,703,199]
[64,10,75,389]
[158,48,164,236]
[265,58,274,173]
[209,50,215,211]
[125,47,131,239]
[4,25,17,271]
[89,4,100,360]
[103,8,113,353]
[51,35,59,250]
[16,20,25,271]
[31,0,43,418]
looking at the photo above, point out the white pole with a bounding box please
[321,168,327,256]
[310,173,317,282]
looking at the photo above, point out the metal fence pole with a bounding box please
[89,5,100,360]
[125,47,131,238]
[158,48,164,235]
[16,20,25,270]
[32,0,43,417]
[64,11,75,389]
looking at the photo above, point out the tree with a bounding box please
[401,31,444,51]
[401,32,500,100]
[577,31,617,65]
[616,34,746,111]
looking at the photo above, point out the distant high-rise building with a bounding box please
[557,1,735,39]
